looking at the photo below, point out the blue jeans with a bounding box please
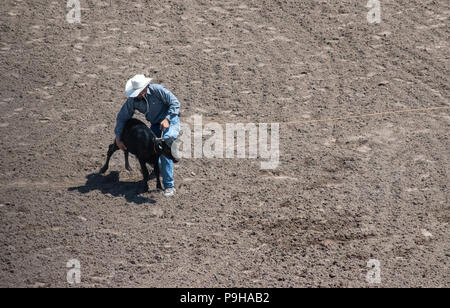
[151,118,180,189]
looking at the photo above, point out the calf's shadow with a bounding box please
[68,172,156,205]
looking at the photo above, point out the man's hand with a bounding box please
[116,138,127,151]
[160,118,170,132]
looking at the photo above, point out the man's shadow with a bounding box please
[68,172,156,205]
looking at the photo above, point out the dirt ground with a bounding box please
[0,0,449,288]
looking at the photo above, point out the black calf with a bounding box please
[100,119,178,191]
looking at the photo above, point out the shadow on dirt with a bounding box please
[68,172,156,205]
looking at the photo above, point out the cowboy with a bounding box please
[114,75,181,197]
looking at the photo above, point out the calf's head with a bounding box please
[154,138,180,163]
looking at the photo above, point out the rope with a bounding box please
[197,106,449,126]
[281,106,450,126]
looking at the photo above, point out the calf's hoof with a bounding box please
[141,182,149,192]
[99,167,107,174]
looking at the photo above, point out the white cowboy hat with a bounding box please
[125,74,153,98]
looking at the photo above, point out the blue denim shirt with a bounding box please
[114,84,180,141]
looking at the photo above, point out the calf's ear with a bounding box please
[156,141,164,151]
[164,137,176,147]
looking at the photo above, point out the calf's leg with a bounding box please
[99,142,119,174]
[153,157,163,191]
[124,151,132,171]
[138,158,150,191]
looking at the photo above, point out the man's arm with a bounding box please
[153,84,180,122]
[114,98,136,141]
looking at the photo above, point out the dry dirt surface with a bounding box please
[0,0,449,288]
